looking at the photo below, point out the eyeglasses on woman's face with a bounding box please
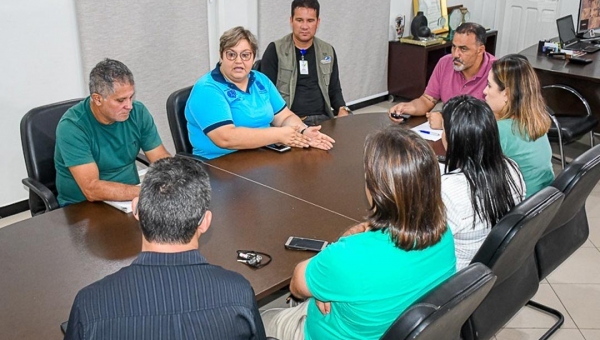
[224,50,253,61]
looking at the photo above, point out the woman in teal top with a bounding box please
[483,54,554,197]
[261,127,456,340]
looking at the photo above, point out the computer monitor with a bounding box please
[577,0,600,37]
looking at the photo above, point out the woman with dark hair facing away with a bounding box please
[484,54,554,197]
[441,95,525,270]
[261,126,456,340]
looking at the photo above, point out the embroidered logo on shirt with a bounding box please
[255,80,268,94]
[226,89,236,98]
[320,56,332,64]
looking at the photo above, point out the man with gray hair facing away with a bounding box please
[55,58,170,206]
[64,157,266,339]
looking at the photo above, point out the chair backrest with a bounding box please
[20,99,82,215]
[166,86,193,154]
[380,263,496,340]
[253,58,262,71]
[461,186,564,340]
[535,144,600,279]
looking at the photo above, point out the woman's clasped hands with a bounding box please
[281,125,335,151]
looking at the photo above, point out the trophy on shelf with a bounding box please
[395,15,406,40]
[447,7,470,41]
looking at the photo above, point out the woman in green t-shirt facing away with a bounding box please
[261,126,456,340]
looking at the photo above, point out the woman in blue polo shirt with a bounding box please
[185,26,334,159]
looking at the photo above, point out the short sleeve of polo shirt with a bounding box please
[186,83,234,135]
[56,117,94,168]
[134,102,163,152]
[424,55,450,101]
[258,71,286,115]
[304,235,367,301]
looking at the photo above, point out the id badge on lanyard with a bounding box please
[299,49,308,75]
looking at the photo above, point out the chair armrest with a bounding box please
[542,84,592,116]
[545,105,562,129]
[21,177,59,212]
[135,152,150,166]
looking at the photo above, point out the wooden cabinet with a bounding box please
[388,30,497,100]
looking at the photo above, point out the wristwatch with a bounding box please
[340,106,352,114]
[300,123,309,134]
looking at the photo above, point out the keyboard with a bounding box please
[584,45,600,53]
[566,41,600,53]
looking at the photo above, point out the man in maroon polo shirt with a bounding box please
[388,22,495,129]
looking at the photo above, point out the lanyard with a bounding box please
[300,49,306,61]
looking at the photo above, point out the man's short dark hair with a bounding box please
[138,157,211,244]
[291,0,320,18]
[89,58,135,97]
[455,22,487,45]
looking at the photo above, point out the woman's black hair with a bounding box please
[442,95,524,228]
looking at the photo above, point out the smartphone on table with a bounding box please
[264,143,291,153]
[285,236,328,252]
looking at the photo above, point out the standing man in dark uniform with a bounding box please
[260,0,350,126]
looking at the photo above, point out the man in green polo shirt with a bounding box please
[55,59,171,206]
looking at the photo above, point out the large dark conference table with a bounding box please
[519,43,600,132]
[0,113,440,339]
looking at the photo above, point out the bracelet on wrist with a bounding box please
[300,124,308,134]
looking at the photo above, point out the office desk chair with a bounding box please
[542,85,598,169]
[380,263,496,340]
[20,99,82,216]
[20,99,150,216]
[536,144,600,278]
[253,58,261,71]
[461,187,564,340]
[166,86,194,155]
[526,144,600,338]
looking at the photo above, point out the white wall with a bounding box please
[208,0,258,66]
[0,0,85,207]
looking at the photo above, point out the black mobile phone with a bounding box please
[391,113,410,120]
[285,236,328,252]
[264,143,291,153]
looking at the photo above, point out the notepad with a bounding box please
[102,168,148,213]
[104,200,134,213]
[412,122,442,141]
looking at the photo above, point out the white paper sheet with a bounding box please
[411,122,442,141]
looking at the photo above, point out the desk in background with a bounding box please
[520,44,600,133]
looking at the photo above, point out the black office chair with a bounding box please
[542,84,598,169]
[253,58,262,71]
[529,145,600,339]
[461,187,564,340]
[20,99,82,216]
[21,99,151,216]
[380,263,496,340]
[166,86,194,155]
[526,144,600,338]
[536,143,600,278]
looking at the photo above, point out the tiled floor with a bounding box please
[3,100,600,339]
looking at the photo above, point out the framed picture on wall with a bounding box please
[413,0,449,34]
